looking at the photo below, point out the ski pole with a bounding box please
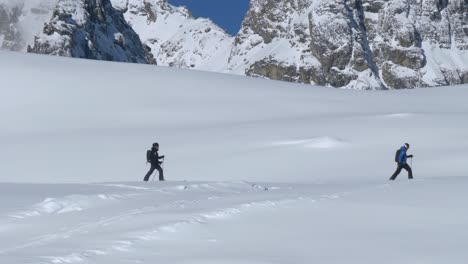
[162,157,165,181]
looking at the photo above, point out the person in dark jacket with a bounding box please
[144,143,165,181]
[390,143,413,180]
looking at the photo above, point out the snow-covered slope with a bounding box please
[2,50,468,183]
[2,51,468,263]
[111,0,234,71]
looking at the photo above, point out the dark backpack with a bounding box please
[146,150,152,163]
[395,149,401,163]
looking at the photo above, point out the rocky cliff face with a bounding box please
[111,0,234,71]
[27,0,155,64]
[371,0,468,88]
[227,0,322,84]
[1,0,467,89]
[229,0,468,89]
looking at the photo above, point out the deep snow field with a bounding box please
[1,51,468,263]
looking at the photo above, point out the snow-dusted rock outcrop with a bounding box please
[112,0,234,71]
[0,0,59,51]
[229,0,468,89]
[367,0,468,88]
[27,0,155,64]
[227,0,324,84]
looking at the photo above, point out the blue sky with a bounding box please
[168,0,251,35]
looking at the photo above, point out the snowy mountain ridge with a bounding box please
[0,0,467,89]
[112,0,234,71]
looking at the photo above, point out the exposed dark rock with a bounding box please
[28,0,155,64]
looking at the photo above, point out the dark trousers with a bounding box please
[390,163,413,180]
[144,164,164,181]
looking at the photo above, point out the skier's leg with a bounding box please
[390,165,403,180]
[403,164,413,179]
[157,165,164,181]
[144,165,156,181]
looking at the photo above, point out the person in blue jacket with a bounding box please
[390,143,414,180]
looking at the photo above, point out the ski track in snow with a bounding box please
[3,182,271,220]
[0,181,384,263]
[0,182,276,254]
[7,194,130,219]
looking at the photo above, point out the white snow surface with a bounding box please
[1,51,468,263]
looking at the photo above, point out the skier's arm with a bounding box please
[158,155,165,160]
[407,155,413,158]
